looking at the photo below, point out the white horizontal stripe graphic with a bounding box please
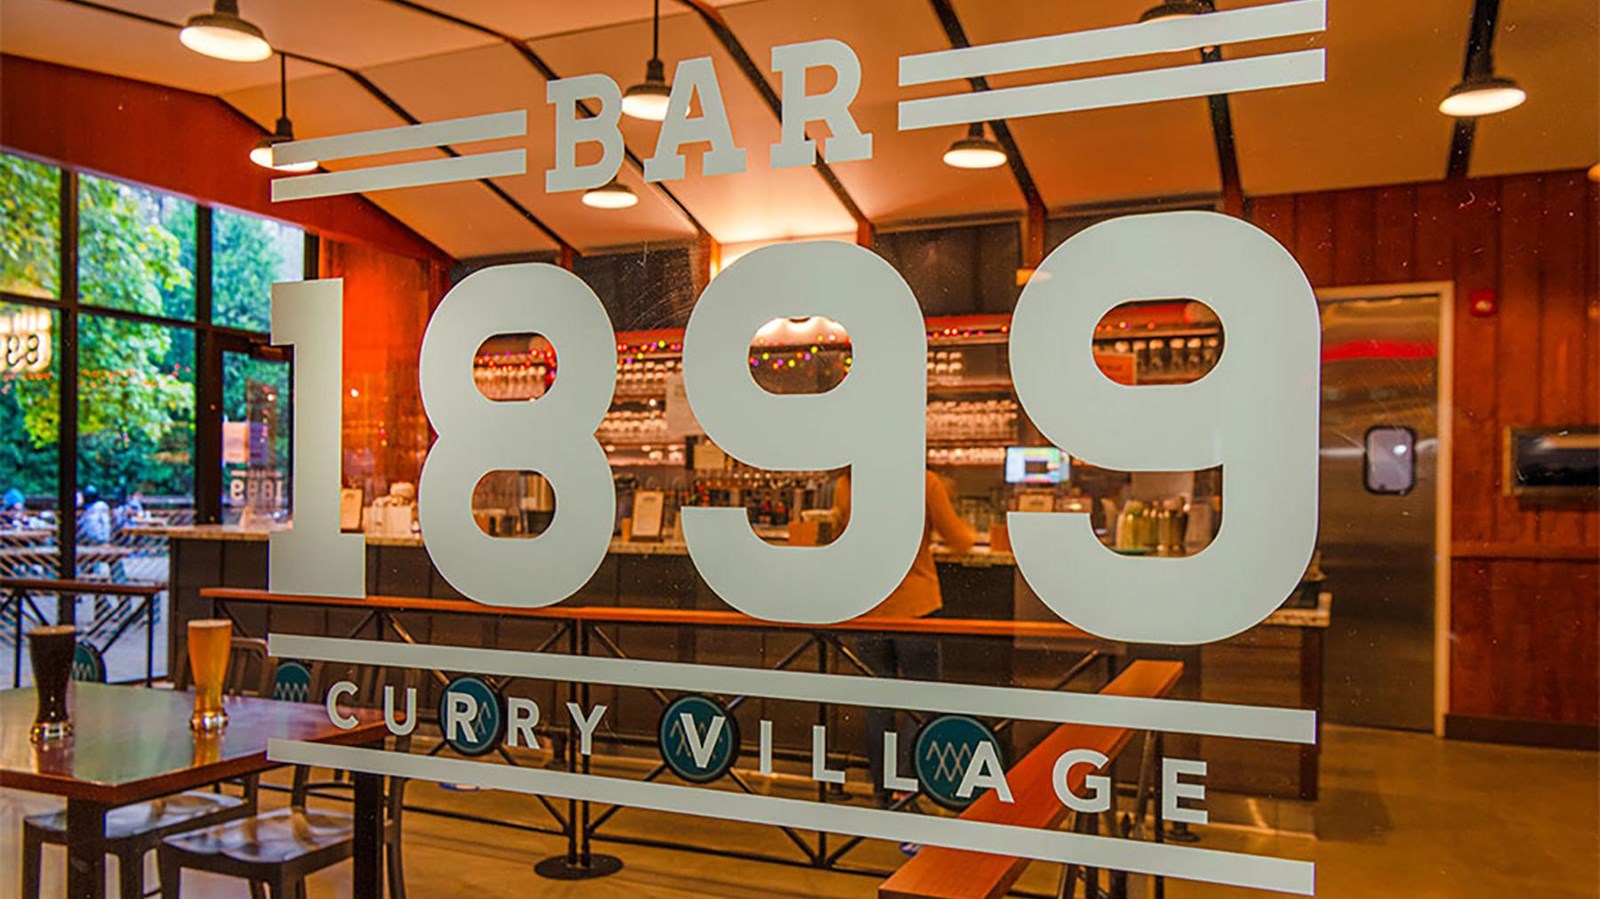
[899,0,1325,85]
[270,741,1315,895]
[271,150,526,201]
[898,50,1324,131]
[271,110,526,166]
[268,634,1316,743]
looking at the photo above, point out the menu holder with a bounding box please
[339,487,364,532]
[1016,492,1055,513]
[630,490,665,541]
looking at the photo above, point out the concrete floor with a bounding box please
[4,724,1595,898]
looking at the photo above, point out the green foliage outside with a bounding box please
[214,207,289,333]
[0,153,293,503]
[0,154,59,299]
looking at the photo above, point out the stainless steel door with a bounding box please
[1318,292,1440,730]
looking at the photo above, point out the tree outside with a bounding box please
[0,153,296,506]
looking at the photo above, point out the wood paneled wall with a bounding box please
[321,239,450,499]
[1249,171,1599,736]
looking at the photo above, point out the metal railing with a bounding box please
[199,590,1170,897]
[3,577,166,686]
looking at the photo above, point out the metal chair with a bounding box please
[18,638,274,899]
[71,642,107,682]
[158,664,419,899]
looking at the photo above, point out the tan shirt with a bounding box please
[833,470,977,619]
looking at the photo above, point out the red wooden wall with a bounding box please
[1250,171,1599,737]
[0,54,449,264]
[1,55,454,505]
[322,239,447,498]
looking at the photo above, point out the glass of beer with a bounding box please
[187,619,232,732]
[191,729,224,766]
[27,625,76,743]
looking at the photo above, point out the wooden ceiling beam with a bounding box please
[1192,0,1245,217]
[54,0,579,257]
[673,0,876,246]
[1445,0,1505,181]
[377,0,714,245]
[924,0,1048,266]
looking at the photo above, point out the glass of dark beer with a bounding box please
[27,625,76,742]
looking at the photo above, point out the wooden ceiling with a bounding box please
[2,0,1595,258]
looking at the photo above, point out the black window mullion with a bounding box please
[55,171,79,603]
[195,205,222,524]
[304,231,319,280]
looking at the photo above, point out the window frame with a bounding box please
[0,152,316,577]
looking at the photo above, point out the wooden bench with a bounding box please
[879,659,1184,899]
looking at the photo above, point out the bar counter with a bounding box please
[150,525,1328,802]
[147,524,1018,565]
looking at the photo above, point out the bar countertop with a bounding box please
[144,526,1330,628]
[138,524,1019,566]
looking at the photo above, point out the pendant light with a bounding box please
[250,55,318,173]
[1138,0,1206,23]
[622,0,672,121]
[1439,8,1526,118]
[1439,72,1526,117]
[180,0,271,62]
[583,180,639,209]
[943,123,1007,170]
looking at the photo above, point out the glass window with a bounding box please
[221,350,291,525]
[75,312,194,573]
[0,152,61,299]
[77,172,195,320]
[212,207,305,332]
[1365,426,1417,494]
[0,301,61,587]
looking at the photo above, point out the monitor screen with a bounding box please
[1005,446,1065,485]
[1507,426,1600,496]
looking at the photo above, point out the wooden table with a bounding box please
[0,529,53,547]
[0,683,387,899]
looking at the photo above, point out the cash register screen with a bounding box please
[1005,446,1066,485]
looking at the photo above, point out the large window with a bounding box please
[0,149,307,680]
[0,301,61,584]
[213,207,305,331]
[0,154,61,299]
[78,173,196,320]
[76,312,196,541]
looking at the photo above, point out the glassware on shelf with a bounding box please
[926,398,1019,443]
[598,407,671,443]
[473,351,551,401]
[615,355,680,396]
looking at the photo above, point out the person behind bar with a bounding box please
[833,469,976,808]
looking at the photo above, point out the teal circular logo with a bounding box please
[71,643,105,683]
[272,660,313,702]
[914,715,1004,810]
[438,676,504,757]
[658,694,740,784]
